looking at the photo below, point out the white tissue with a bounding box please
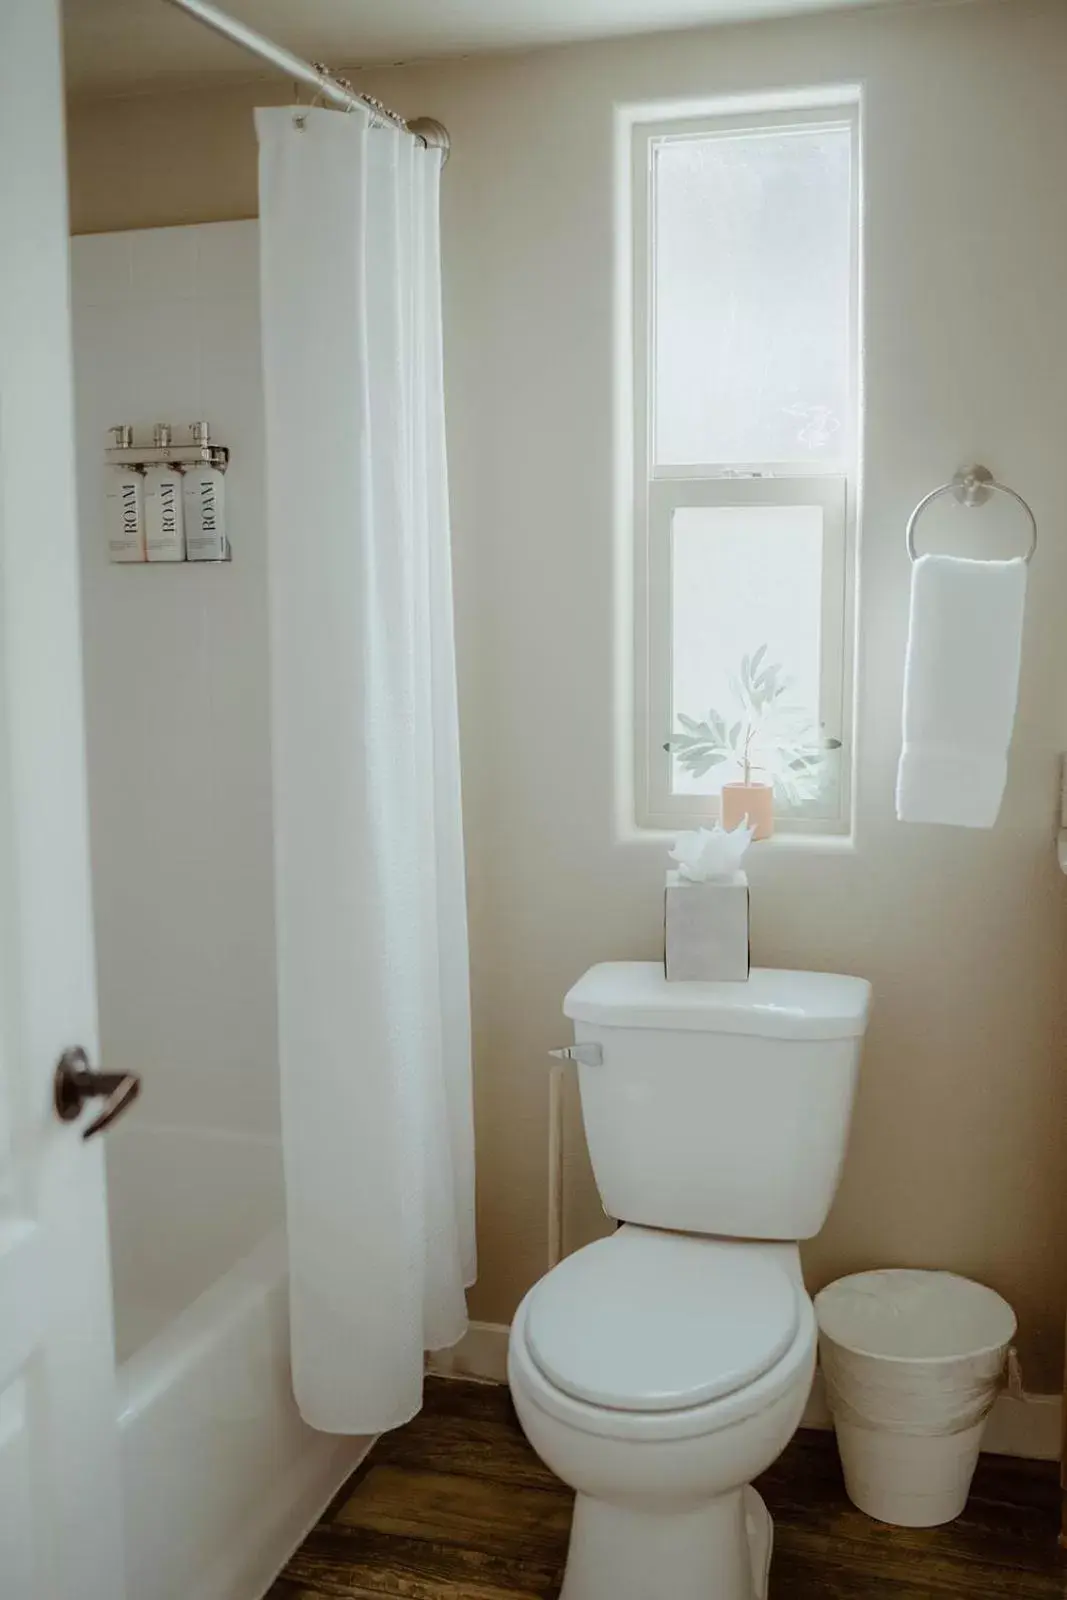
[669,822,754,884]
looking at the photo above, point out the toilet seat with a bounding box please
[511,1228,817,1444]
[525,1228,799,1413]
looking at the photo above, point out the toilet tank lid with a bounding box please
[563,963,871,1040]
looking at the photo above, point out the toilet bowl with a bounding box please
[508,1227,817,1600]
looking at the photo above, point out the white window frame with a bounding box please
[631,103,860,836]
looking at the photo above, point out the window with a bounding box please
[631,104,859,833]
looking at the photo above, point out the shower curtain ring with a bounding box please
[309,62,332,110]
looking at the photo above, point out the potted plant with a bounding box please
[665,646,840,840]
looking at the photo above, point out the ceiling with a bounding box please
[63,0,903,96]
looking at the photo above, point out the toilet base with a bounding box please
[558,1485,773,1600]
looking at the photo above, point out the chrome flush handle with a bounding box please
[548,1044,603,1067]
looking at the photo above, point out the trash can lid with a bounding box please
[814,1270,1016,1362]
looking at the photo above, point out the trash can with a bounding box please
[814,1269,1016,1527]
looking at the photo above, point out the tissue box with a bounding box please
[664,869,750,982]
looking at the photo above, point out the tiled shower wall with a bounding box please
[71,222,280,1137]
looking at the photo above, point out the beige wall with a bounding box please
[68,0,1067,1386]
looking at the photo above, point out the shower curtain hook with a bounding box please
[291,79,308,130]
[334,74,357,111]
[309,62,332,111]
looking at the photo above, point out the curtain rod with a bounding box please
[160,0,449,160]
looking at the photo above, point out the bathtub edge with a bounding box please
[191,1430,374,1600]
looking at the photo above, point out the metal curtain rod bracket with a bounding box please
[160,0,450,161]
[905,464,1038,564]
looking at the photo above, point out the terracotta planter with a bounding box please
[721,781,774,840]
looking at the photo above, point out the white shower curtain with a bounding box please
[255,106,475,1434]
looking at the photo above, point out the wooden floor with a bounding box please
[268,1377,1065,1599]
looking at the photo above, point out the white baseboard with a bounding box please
[429,1319,510,1384]
[431,1321,1061,1463]
[976,1389,1062,1461]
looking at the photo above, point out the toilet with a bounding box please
[507,961,871,1600]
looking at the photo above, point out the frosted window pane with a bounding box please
[670,506,825,799]
[654,127,852,466]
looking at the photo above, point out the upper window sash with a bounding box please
[633,105,861,481]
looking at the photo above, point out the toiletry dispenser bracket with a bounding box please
[107,421,229,473]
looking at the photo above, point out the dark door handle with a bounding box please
[54,1047,141,1140]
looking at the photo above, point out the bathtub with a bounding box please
[107,1125,371,1600]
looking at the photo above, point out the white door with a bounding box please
[0,1,128,1597]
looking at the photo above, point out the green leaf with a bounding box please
[705,709,728,744]
[685,751,729,777]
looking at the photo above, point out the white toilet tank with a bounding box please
[564,962,871,1241]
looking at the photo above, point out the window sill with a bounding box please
[618,823,857,856]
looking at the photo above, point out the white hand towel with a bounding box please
[896,554,1027,828]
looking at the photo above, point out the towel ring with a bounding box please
[906,465,1038,564]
